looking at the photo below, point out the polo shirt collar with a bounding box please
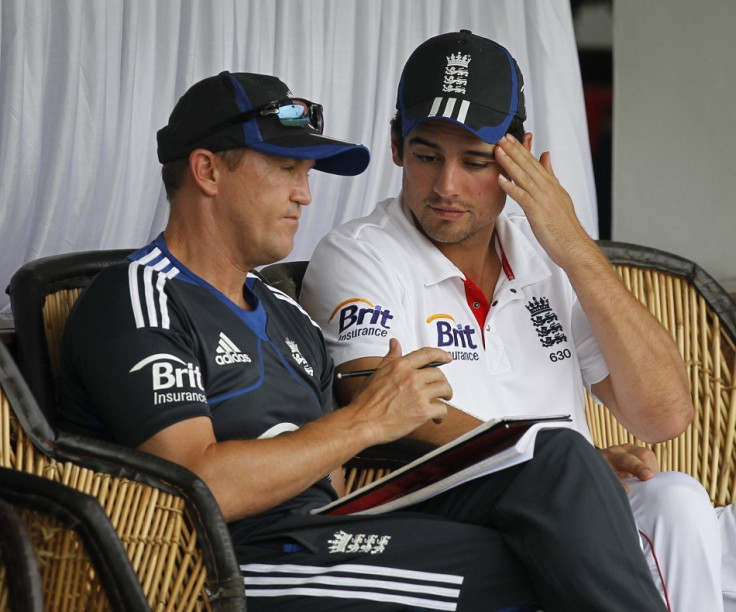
[391,195,461,286]
[493,212,552,290]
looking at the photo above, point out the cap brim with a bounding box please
[248,131,370,176]
[401,100,515,146]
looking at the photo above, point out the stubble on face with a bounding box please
[410,196,488,245]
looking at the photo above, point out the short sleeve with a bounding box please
[570,299,609,390]
[301,231,410,367]
[60,269,210,447]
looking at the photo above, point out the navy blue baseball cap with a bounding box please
[157,71,370,176]
[397,30,526,144]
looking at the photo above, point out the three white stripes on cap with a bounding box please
[429,97,470,124]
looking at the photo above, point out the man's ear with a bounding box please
[188,149,219,197]
[522,132,533,152]
[390,131,404,167]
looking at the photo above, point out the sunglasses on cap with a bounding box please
[218,97,324,135]
[179,97,325,156]
[252,98,324,133]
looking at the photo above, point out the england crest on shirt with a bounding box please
[285,338,314,376]
[525,296,567,348]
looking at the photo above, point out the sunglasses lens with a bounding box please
[277,103,309,125]
[276,101,323,133]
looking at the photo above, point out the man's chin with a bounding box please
[418,221,473,245]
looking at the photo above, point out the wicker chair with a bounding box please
[261,245,736,506]
[7,249,135,425]
[586,241,736,506]
[5,251,246,611]
[259,259,309,304]
[0,498,44,612]
[0,467,150,611]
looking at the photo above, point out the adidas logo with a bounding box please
[215,332,252,365]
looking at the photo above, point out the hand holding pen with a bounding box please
[335,339,453,435]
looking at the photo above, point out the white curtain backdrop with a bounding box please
[0,0,596,314]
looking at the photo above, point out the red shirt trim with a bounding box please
[462,237,515,336]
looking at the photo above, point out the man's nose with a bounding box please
[434,162,460,198]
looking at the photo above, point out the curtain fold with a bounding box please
[0,0,596,313]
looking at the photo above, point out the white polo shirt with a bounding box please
[301,196,609,439]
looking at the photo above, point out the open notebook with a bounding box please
[314,414,572,516]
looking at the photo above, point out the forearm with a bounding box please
[566,242,692,442]
[195,409,376,520]
[140,408,377,522]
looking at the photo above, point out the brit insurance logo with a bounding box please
[329,298,394,342]
[525,297,567,348]
[129,353,206,406]
[425,313,479,361]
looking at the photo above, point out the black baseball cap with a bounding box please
[157,71,370,176]
[397,30,526,144]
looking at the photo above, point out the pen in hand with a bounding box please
[336,361,446,380]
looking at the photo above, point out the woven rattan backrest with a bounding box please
[344,463,393,495]
[586,242,736,506]
[0,389,209,610]
[0,466,152,612]
[7,249,136,425]
[0,499,44,611]
[20,505,113,611]
[42,287,82,383]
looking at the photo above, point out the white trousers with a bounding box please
[628,472,723,612]
[716,504,736,611]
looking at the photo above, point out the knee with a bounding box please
[629,472,715,525]
[532,427,613,479]
[534,427,599,463]
[536,426,592,451]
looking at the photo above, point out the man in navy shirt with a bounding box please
[60,69,666,611]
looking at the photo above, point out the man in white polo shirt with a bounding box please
[301,30,725,610]
[310,187,598,434]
